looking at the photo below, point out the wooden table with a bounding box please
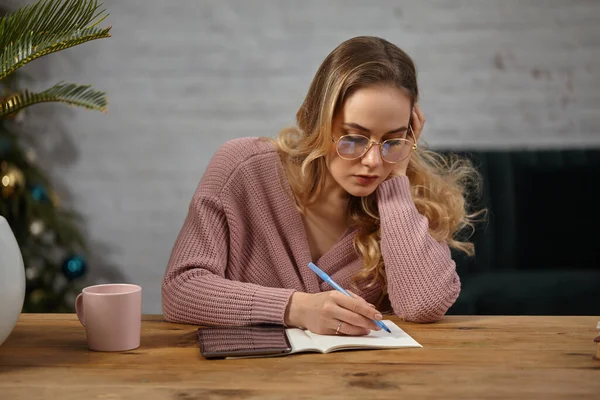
[0,314,598,399]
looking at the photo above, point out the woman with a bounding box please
[162,36,481,335]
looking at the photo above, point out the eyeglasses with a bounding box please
[331,126,418,164]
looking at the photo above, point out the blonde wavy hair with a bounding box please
[270,36,483,296]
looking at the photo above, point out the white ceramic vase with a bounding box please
[0,215,26,346]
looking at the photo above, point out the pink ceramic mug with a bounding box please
[75,283,142,352]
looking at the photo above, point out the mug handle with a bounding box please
[75,293,85,326]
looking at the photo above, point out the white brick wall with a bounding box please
[7,0,600,313]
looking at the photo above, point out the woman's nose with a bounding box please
[361,143,383,168]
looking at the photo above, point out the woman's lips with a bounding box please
[354,175,379,185]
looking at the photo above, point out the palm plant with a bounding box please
[0,0,111,312]
[1,0,111,116]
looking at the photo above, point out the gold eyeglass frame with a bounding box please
[331,125,418,164]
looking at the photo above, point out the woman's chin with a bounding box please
[345,183,377,198]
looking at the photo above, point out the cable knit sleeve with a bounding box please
[377,175,460,323]
[161,139,296,326]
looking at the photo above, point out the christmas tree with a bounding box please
[0,0,110,312]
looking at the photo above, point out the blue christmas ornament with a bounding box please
[30,184,49,202]
[62,255,88,280]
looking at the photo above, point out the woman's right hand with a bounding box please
[284,291,383,335]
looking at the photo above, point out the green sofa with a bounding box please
[443,148,600,316]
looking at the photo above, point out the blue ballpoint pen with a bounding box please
[308,262,392,334]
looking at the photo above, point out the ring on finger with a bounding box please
[335,321,342,335]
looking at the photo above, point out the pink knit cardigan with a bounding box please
[162,137,460,325]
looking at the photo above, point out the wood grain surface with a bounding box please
[1,314,598,399]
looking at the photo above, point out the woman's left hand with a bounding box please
[392,103,425,176]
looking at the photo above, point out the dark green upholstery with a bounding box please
[442,148,600,316]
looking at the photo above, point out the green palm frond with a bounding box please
[0,0,110,81]
[0,0,108,50]
[1,82,107,117]
[1,26,110,81]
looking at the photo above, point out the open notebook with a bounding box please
[228,320,421,359]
